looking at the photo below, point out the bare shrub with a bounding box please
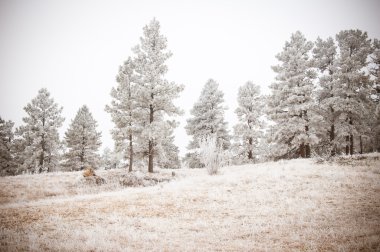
[199,135,223,175]
[83,167,95,177]
[82,167,106,185]
[119,171,173,187]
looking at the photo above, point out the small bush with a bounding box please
[82,167,106,185]
[199,135,223,175]
[83,167,95,177]
[119,171,172,187]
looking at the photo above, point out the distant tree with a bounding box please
[101,147,122,170]
[185,79,230,167]
[157,122,181,169]
[267,31,318,159]
[16,88,64,173]
[132,18,184,173]
[106,57,141,172]
[0,117,16,176]
[233,82,263,163]
[101,147,113,169]
[63,105,101,170]
[334,30,373,155]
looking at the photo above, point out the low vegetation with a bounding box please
[1,154,379,251]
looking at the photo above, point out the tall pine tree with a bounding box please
[132,18,184,173]
[313,36,339,156]
[0,117,16,176]
[157,121,181,169]
[370,39,380,151]
[16,88,64,173]
[106,57,140,172]
[233,82,263,163]
[334,30,373,155]
[267,31,318,159]
[185,79,230,167]
[64,105,101,170]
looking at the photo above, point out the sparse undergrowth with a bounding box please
[119,171,175,187]
[0,155,379,251]
[314,152,380,167]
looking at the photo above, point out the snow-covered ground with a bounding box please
[1,155,380,251]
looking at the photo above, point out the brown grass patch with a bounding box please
[1,157,380,251]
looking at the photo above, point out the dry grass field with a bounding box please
[1,155,380,251]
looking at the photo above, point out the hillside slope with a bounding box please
[1,155,380,251]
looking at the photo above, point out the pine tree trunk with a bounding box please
[39,133,45,173]
[305,122,310,158]
[248,137,253,160]
[47,152,51,173]
[129,134,133,172]
[306,144,311,158]
[39,152,44,173]
[330,124,336,156]
[349,117,353,155]
[80,149,84,169]
[350,134,354,155]
[148,104,154,173]
[359,135,363,154]
[300,143,305,158]
[148,140,153,173]
[81,134,85,170]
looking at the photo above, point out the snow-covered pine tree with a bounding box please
[63,105,101,170]
[0,117,16,176]
[233,81,263,163]
[16,88,64,173]
[101,147,122,170]
[370,39,380,151]
[185,79,230,168]
[334,30,373,155]
[267,31,318,159]
[313,37,340,156]
[371,39,380,100]
[157,121,181,169]
[101,147,113,170]
[106,57,141,172]
[132,18,184,173]
[12,127,30,174]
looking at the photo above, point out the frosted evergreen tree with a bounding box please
[313,37,340,156]
[63,105,101,170]
[106,57,141,172]
[371,39,380,100]
[157,122,181,169]
[16,88,64,173]
[267,31,318,159]
[102,147,113,169]
[370,39,380,151]
[0,117,16,176]
[334,30,373,155]
[101,147,122,170]
[233,82,263,163]
[132,18,184,173]
[185,79,230,167]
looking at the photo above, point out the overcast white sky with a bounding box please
[1,0,379,157]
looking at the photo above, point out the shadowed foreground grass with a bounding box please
[1,155,380,251]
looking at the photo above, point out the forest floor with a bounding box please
[1,154,380,251]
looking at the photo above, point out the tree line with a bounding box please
[1,19,379,175]
[185,30,380,166]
